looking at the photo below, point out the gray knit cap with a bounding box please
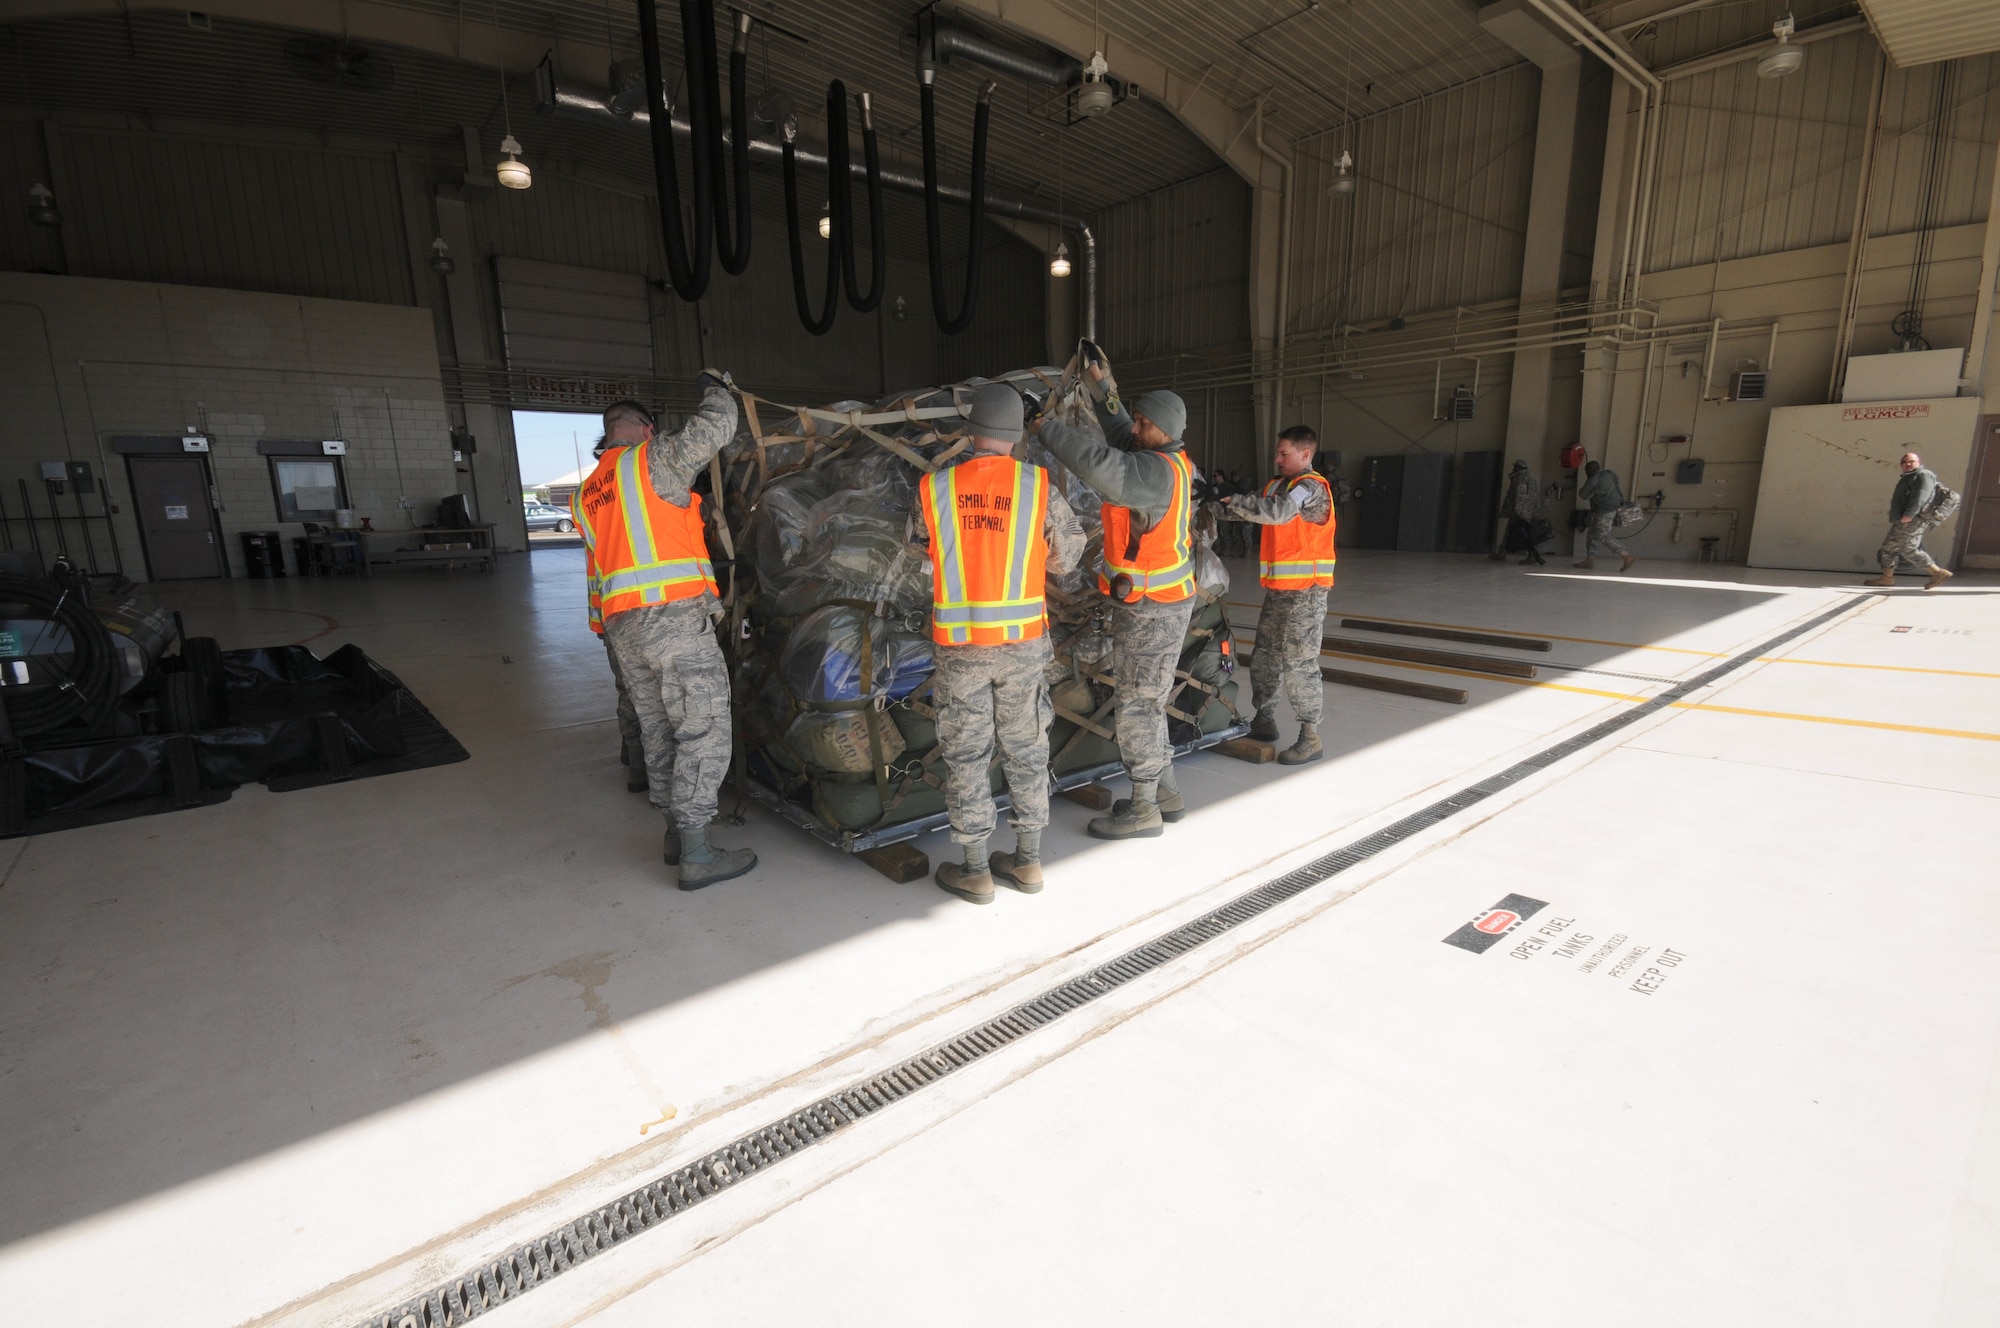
[1133,389,1188,444]
[967,383,1024,444]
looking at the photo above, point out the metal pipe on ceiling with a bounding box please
[536,63,1098,339]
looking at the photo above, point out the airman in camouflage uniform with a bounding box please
[1032,359,1196,839]
[917,384,1085,904]
[587,382,754,890]
[1865,452,1953,590]
[1223,426,1333,765]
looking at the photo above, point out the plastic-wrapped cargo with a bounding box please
[716,365,1247,850]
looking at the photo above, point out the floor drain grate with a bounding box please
[361,596,1866,1328]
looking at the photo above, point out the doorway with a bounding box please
[1961,415,2000,570]
[127,455,225,579]
[511,410,598,548]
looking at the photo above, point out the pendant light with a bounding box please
[1328,149,1355,197]
[428,237,456,275]
[27,183,60,227]
[1329,1,1357,199]
[818,199,832,239]
[492,0,532,189]
[1756,14,1803,79]
[1049,242,1072,277]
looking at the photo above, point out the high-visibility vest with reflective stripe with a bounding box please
[575,444,717,622]
[1099,448,1195,604]
[920,454,1051,647]
[1258,471,1337,590]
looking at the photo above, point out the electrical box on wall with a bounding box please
[450,427,477,454]
[1676,459,1706,485]
[37,461,66,481]
[66,461,94,493]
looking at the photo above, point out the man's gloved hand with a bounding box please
[696,367,734,393]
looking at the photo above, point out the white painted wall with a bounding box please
[1748,396,1982,573]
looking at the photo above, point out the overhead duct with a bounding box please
[536,60,1099,339]
[920,19,1130,116]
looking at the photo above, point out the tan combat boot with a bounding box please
[1278,723,1324,765]
[1925,566,1953,591]
[1619,552,1638,573]
[1572,557,1596,570]
[935,861,996,904]
[1248,711,1279,742]
[1863,569,1896,587]
[988,852,1044,894]
[1089,784,1165,840]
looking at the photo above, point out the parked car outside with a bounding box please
[523,501,575,533]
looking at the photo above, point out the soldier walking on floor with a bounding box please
[915,385,1085,905]
[1223,425,1336,765]
[575,379,757,890]
[1031,349,1198,840]
[1574,459,1638,573]
[1865,451,1954,590]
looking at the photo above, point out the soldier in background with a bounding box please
[1574,459,1638,573]
[914,384,1085,904]
[1499,459,1546,566]
[1866,451,1953,590]
[1031,354,1198,840]
[575,380,756,890]
[1224,425,1335,765]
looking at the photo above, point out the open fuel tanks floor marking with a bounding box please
[360,594,1870,1328]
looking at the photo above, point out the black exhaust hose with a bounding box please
[780,82,844,335]
[839,92,887,312]
[920,79,993,334]
[636,0,712,299]
[0,575,119,736]
[707,4,754,276]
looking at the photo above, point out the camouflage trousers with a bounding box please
[931,636,1054,847]
[1112,597,1196,788]
[604,603,733,831]
[1586,512,1628,558]
[602,634,643,759]
[1876,518,1940,572]
[1251,584,1328,727]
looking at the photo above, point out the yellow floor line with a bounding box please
[1669,702,2000,742]
[1755,657,2000,681]
[1238,605,1993,682]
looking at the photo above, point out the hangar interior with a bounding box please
[1,1,1998,1325]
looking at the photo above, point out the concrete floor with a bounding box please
[0,550,1994,1326]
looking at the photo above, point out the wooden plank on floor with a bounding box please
[1339,617,1552,653]
[1321,635,1539,679]
[857,842,929,883]
[1214,737,1277,764]
[1321,666,1469,706]
[1059,782,1115,810]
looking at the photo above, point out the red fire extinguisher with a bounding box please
[1559,442,1586,470]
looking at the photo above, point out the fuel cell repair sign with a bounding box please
[1444,894,1687,997]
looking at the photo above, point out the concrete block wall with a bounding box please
[0,271,457,582]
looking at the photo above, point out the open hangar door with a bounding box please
[1748,397,1982,573]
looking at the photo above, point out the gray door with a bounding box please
[128,456,225,579]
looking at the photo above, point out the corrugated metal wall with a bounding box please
[1093,168,1258,473]
[1290,66,1539,336]
[1646,37,2000,271]
[51,124,415,306]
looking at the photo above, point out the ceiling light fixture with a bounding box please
[27,183,60,227]
[818,199,832,240]
[1049,241,1072,278]
[1328,149,1355,198]
[1075,51,1114,117]
[428,236,456,275]
[1756,14,1804,79]
[893,294,908,321]
[491,0,532,188]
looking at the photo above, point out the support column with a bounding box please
[434,195,526,552]
[1577,78,1634,462]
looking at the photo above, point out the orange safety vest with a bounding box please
[1258,472,1337,590]
[574,444,717,622]
[920,454,1051,647]
[1099,448,1195,604]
